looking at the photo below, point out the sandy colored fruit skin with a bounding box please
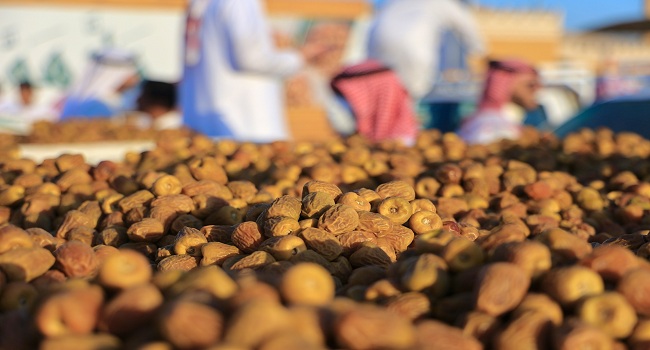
[99,283,163,336]
[408,210,442,235]
[151,174,183,197]
[231,221,264,253]
[399,253,445,292]
[167,265,237,300]
[201,242,241,266]
[187,156,228,185]
[224,300,293,348]
[386,292,431,321]
[35,285,104,337]
[410,198,437,214]
[170,213,204,233]
[0,247,55,282]
[280,263,335,306]
[354,188,382,209]
[0,185,25,207]
[201,224,235,244]
[262,216,301,237]
[441,237,485,272]
[576,187,605,212]
[318,204,360,235]
[456,311,501,345]
[617,268,650,317]
[39,334,121,350]
[174,226,208,256]
[118,190,154,213]
[494,310,553,350]
[337,192,371,212]
[97,249,153,289]
[377,197,413,225]
[414,229,457,254]
[229,251,276,271]
[95,225,129,247]
[228,280,281,311]
[302,180,343,201]
[376,180,416,201]
[629,318,650,348]
[260,235,307,261]
[576,292,637,339]
[552,319,615,350]
[300,227,343,261]
[356,211,393,236]
[364,278,401,302]
[56,210,95,240]
[349,244,394,268]
[490,241,552,279]
[127,218,165,242]
[580,245,639,282]
[390,225,415,252]
[286,306,327,348]
[335,305,416,350]
[159,300,223,349]
[0,225,34,254]
[54,241,98,279]
[157,254,199,272]
[512,293,563,326]
[536,228,593,263]
[267,195,302,220]
[337,230,376,256]
[301,192,335,218]
[150,194,194,213]
[415,320,482,350]
[92,244,120,265]
[543,266,605,307]
[474,262,530,317]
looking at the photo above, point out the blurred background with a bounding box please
[1,0,649,143]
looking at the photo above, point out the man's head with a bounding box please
[480,59,540,111]
[136,80,177,118]
[509,66,540,111]
[19,81,34,106]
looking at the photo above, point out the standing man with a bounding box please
[367,0,486,102]
[458,59,541,145]
[181,0,323,142]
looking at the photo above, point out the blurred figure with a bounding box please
[330,60,418,145]
[367,0,485,101]
[60,49,139,120]
[181,0,325,142]
[136,80,182,130]
[0,81,58,121]
[458,59,541,145]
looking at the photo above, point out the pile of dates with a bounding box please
[1,126,650,350]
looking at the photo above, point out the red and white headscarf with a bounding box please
[331,60,418,145]
[478,59,538,110]
[458,59,538,145]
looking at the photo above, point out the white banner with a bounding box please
[0,5,185,105]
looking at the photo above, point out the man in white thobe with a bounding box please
[181,0,317,142]
[367,0,486,101]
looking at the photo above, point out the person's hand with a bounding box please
[300,42,332,63]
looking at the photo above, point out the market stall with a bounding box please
[265,0,372,142]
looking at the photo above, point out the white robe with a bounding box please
[367,0,485,100]
[180,0,303,142]
[60,49,138,119]
[458,103,524,145]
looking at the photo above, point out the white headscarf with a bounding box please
[68,49,138,102]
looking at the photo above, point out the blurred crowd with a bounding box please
[0,0,547,146]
